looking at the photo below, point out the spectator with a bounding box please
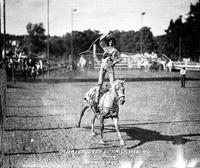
[180,67,186,88]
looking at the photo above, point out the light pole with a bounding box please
[0,0,1,62]
[140,12,145,55]
[3,0,5,60]
[70,8,77,65]
[47,0,50,76]
[0,1,1,35]
[1,2,6,168]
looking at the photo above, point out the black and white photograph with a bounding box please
[0,0,200,167]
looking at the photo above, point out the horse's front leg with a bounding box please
[91,112,97,136]
[76,105,89,127]
[113,117,125,146]
[99,116,105,144]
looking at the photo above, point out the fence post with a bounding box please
[0,67,6,168]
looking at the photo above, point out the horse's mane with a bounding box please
[111,80,125,89]
[113,80,125,85]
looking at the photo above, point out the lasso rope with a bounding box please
[78,32,122,79]
[79,36,101,56]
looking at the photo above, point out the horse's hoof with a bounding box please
[76,123,80,128]
[120,140,125,146]
[99,140,105,144]
[91,132,97,136]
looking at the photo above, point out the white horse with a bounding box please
[157,58,167,71]
[166,60,174,72]
[76,80,126,146]
[78,55,87,72]
[138,57,151,71]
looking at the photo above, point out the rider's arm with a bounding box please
[99,31,112,52]
[113,52,123,65]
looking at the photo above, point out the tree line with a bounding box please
[155,1,200,61]
[1,0,199,62]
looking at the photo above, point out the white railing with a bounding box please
[173,61,200,71]
[94,60,200,71]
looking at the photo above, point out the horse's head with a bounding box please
[112,80,125,105]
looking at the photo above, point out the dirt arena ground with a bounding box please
[3,70,200,168]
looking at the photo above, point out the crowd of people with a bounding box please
[4,49,43,80]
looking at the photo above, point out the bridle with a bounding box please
[114,83,125,103]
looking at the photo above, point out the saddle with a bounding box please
[84,85,109,106]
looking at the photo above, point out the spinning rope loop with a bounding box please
[79,36,101,56]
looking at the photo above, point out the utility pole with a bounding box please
[1,1,6,168]
[70,8,77,66]
[179,36,182,61]
[140,12,145,55]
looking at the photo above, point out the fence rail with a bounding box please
[94,61,200,71]
[173,61,200,71]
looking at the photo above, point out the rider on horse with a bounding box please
[95,31,122,112]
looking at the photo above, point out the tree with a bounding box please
[119,31,136,53]
[49,36,66,57]
[141,27,157,53]
[155,1,200,61]
[68,29,100,60]
[23,22,46,55]
[185,0,200,61]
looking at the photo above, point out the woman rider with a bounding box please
[95,31,122,112]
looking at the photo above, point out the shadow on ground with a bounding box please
[119,127,197,149]
[81,124,199,150]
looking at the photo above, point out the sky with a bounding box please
[2,0,198,36]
